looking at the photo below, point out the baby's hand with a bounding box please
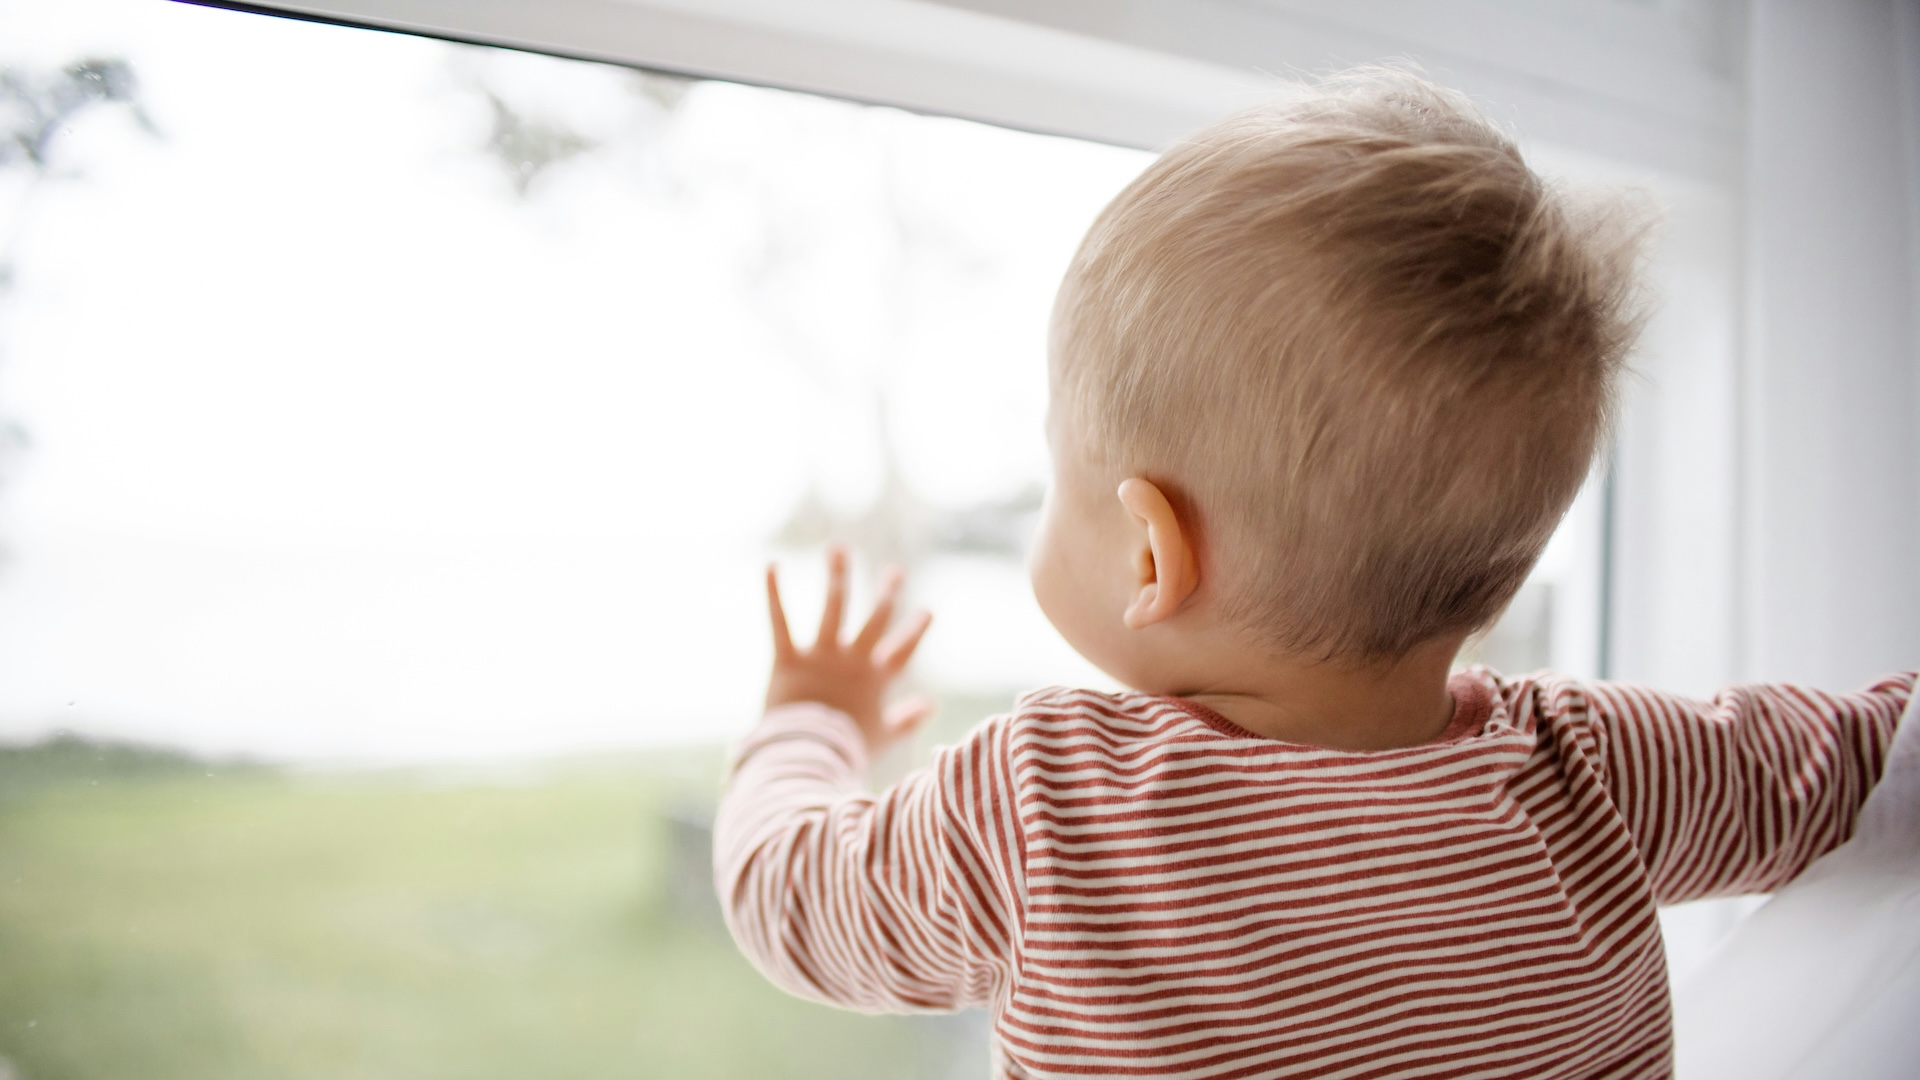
[764,547,934,755]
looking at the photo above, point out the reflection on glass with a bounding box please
[0,2,1597,1076]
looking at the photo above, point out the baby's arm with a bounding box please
[1549,672,1915,903]
[712,551,1006,1012]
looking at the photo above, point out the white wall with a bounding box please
[1741,0,1920,687]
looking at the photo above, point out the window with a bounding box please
[0,2,1606,1075]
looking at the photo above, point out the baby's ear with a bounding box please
[1116,478,1199,629]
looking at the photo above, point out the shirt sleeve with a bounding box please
[1538,672,1915,904]
[711,703,1014,1014]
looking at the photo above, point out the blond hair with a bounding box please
[1052,68,1647,660]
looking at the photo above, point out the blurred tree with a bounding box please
[0,58,152,167]
[757,144,1037,569]
[1,57,156,277]
[452,46,689,200]
[481,88,596,198]
[444,49,1038,566]
[0,57,157,559]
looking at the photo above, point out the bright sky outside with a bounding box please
[0,0,1148,762]
[0,0,1633,766]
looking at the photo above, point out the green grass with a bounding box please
[0,738,974,1079]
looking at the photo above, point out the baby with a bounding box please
[713,69,1912,1079]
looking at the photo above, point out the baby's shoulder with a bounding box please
[1454,665,1621,756]
[998,685,1225,745]
[926,687,1231,790]
[1012,684,1169,717]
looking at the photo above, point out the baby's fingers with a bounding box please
[851,565,905,655]
[766,565,795,660]
[817,546,848,648]
[875,609,933,675]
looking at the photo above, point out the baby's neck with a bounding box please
[1175,635,1466,751]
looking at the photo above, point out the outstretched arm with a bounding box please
[1558,673,1915,903]
[713,550,1003,1012]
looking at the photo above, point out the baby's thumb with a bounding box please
[884,696,936,736]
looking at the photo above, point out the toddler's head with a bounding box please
[1032,68,1646,680]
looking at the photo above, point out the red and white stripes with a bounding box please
[715,669,1912,1078]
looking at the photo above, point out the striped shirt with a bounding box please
[715,669,1913,1078]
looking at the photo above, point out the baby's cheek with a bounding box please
[1029,542,1103,668]
[1029,522,1088,640]
[1028,527,1066,630]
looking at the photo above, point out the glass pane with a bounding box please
[0,1,1147,1075]
[0,3,1616,1076]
